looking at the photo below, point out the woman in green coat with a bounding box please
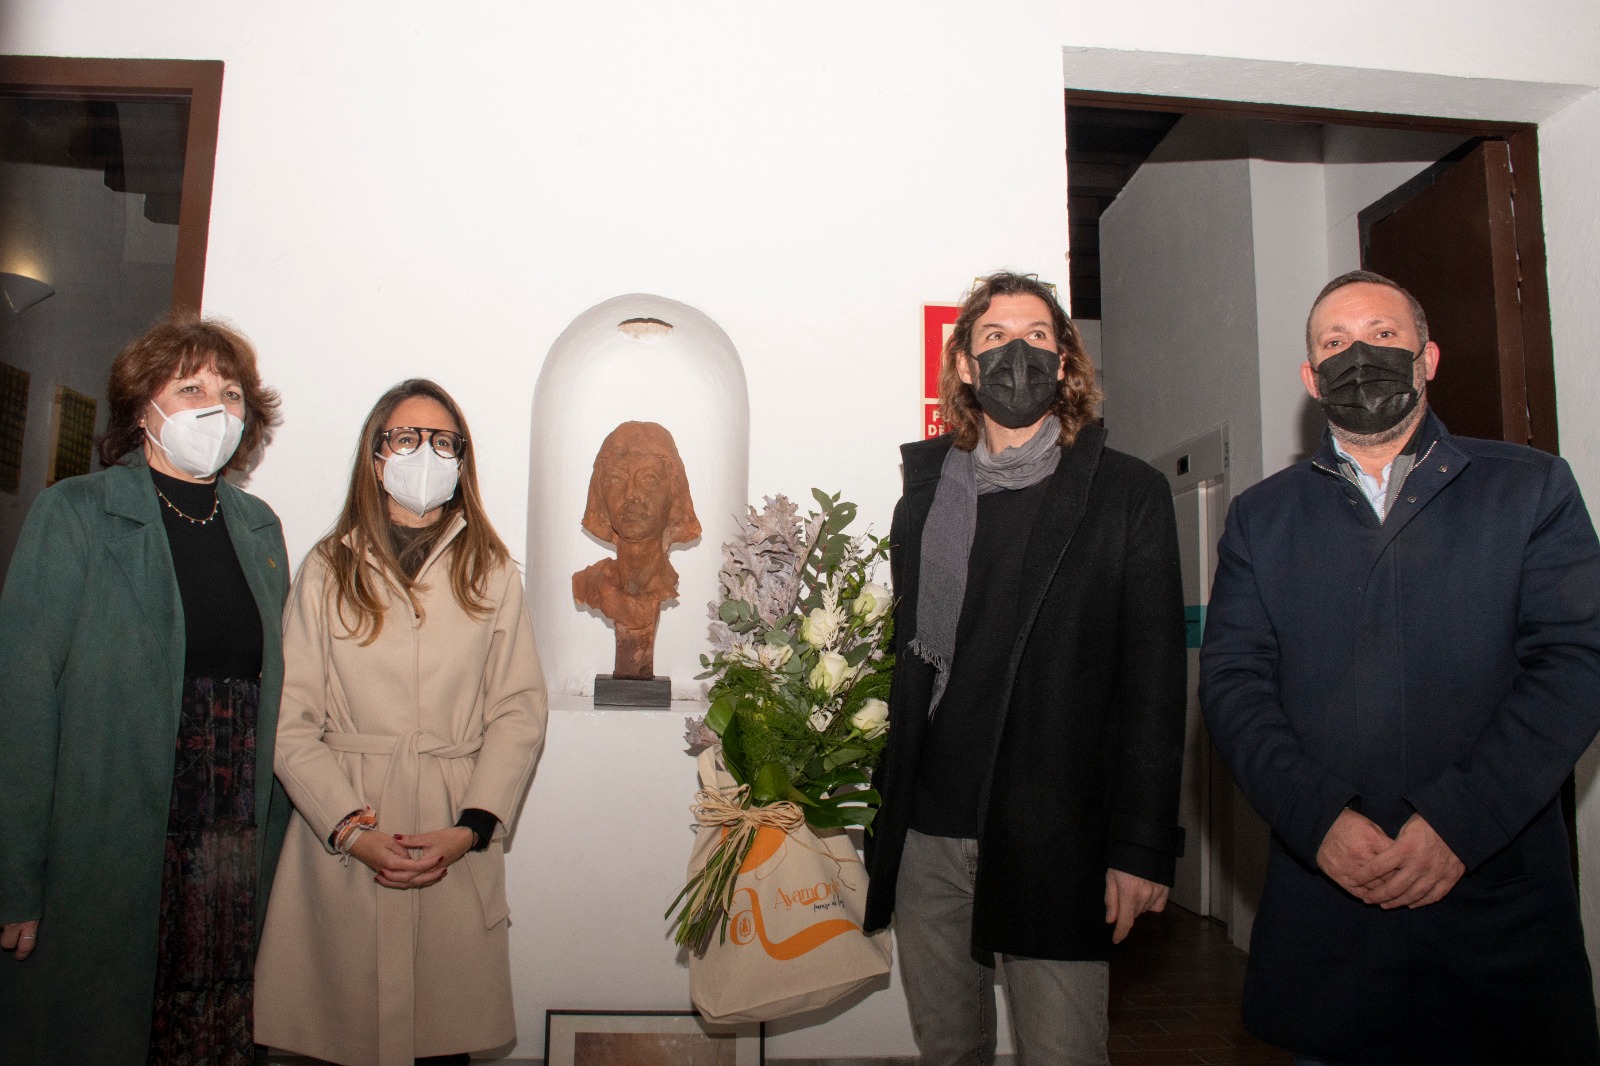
[0,317,292,1065]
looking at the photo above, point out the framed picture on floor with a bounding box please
[543,1009,763,1066]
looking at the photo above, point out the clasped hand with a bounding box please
[2,919,39,960]
[348,826,474,889]
[1316,809,1464,908]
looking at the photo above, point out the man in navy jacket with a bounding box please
[1201,270,1600,1065]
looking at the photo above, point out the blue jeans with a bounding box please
[895,829,1110,1066]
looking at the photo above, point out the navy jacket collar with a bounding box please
[1311,408,1450,474]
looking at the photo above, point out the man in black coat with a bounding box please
[1201,270,1600,1065]
[863,272,1187,1066]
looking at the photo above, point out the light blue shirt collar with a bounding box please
[1331,437,1393,520]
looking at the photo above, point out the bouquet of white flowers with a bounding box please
[668,490,893,954]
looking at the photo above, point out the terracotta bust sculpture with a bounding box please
[573,421,701,680]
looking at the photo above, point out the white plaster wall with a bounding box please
[9,0,1600,1056]
[1245,125,1329,476]
[1538,86,1600,991]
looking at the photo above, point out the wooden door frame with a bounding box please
[0,55,224,314]
[1064,89,1558,454]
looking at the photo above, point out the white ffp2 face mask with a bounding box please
[146,401,245,479]
[378,447,460,517]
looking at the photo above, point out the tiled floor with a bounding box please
[1107,904,1291,1066]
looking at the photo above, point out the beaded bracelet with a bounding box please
[333,806,378,854]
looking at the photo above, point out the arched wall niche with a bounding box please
[528,294,749,700]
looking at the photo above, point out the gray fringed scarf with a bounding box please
[910,416,1061,714]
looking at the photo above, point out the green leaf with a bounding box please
[812,765,871,792]
[804,803,877,830]
[705,694,736,735]
[811,487,833,512]
[751,762,812,807]
[823,746,869,771]
[719,716,750,784]
[843,643,873,667]
[805,783,879,811]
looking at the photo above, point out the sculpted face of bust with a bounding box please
[600,449,673,544]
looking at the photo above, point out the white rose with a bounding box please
[809,651,850,695]
[801,606,843,648]
[808,708,834,733]
[852,582,891,624]
[850,698,889,739]
[757,642,792,670]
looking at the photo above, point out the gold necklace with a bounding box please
[154,483,220,525]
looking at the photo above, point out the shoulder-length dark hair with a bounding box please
[937,272,1101,452]
[99,315,281,471]
[315,378,509,644]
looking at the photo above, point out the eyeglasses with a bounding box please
[378,426,467,459]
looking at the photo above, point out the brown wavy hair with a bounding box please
[938,272,1101,452]
[99,315,280,471]
[315,378,509,644]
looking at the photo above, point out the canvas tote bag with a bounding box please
[687,749,893,1023]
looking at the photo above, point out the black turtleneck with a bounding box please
[911,479,1049,838]
[150,467,263,679]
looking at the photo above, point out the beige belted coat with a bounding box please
[254,519,547,1066]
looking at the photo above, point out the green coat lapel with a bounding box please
[101,458,185,719]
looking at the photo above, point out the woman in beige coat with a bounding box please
[255,379,547,1066]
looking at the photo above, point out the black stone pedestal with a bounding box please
[593,674,671,708]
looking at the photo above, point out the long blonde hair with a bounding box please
[316,379,508,643]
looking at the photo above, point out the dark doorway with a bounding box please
[0,57,223,573]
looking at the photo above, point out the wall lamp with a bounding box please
[1,272,56,313]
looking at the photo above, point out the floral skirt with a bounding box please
[146,676,259,1066]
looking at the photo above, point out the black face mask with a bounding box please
[1314,340,1421,435]
[970,338,1059,429]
